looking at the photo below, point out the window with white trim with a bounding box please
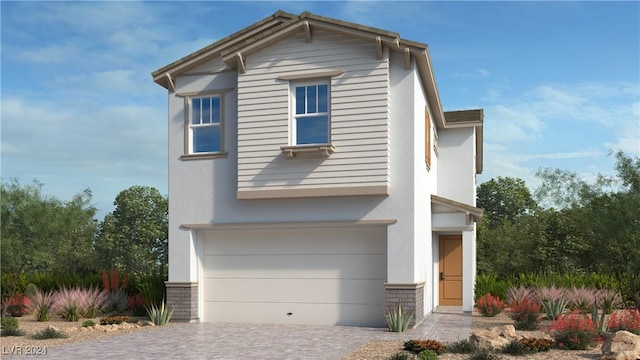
[291,81,330,145]
[189,96,222,153]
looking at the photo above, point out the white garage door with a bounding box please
[201,226,387,327]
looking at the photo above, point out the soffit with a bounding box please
[431,194,484,223]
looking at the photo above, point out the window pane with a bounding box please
[307,85,317,113]
[317,85,328,113]
[296,116,328,144]
[191,98,201,124]
[193,125,220,153]
[295,87,306,114]
[201,97,211,124]
[211,97,221,123]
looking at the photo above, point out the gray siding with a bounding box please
[237,30,390,196]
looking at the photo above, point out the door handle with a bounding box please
[440,272,445,281]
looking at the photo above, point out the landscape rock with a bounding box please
[469,325,519,350]
[601,331,640,360]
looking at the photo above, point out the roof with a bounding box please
[431,194,484,224]
[152,10,446,128]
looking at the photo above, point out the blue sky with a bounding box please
[2,1,639,219]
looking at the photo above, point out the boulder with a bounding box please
[601,331,640,360]
[469,325,519,351]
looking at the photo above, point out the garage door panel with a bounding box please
[206,302,387,327]
[204,278,385,304]
[201,227,387,326]
[202,254,386,279]
[202,228,386,255]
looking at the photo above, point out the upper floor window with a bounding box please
[189,96,222,153]
[291,82,330,145]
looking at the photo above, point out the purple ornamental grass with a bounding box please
[594,288,622,314]
[52,286,110,320]
[535,285,566,303]
[83,286,110,318]
[566,286,597,312]
[27,290,56,322]
[506,286,537,305]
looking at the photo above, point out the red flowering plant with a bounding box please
[547,310,597,350]
[508,297,541,330]
[475,293,506,317]
[606,309,640,335]
[5,293,31,317]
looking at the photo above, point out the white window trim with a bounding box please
[281,80,335,159]
[289,80,331,146]
[179,90,231,160]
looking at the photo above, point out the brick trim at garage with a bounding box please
[166,282,199,322]
[384,282,425,327]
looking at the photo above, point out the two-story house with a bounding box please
[152,10,483,328]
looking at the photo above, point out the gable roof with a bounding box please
[152,10,447,128]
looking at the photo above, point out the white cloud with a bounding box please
[453,68,490,78]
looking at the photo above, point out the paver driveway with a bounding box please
[4,309,470,360]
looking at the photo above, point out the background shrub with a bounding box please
[32,326,68,340]
[1,317,20,330]
[404,339,446,355]
[518,337,552,352]
[100,315,131,325]
[501,340,533,355]
[417,349,439,360]
[475,274,509,301]
[82,320,96,327]
[446,340,476,354]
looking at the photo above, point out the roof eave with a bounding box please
[431,194,484,223]
[152,11,297,88]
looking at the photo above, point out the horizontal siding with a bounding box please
[237,30,390,197]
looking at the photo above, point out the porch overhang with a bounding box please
[431,194,483,231]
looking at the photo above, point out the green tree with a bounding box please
[1,179,98,317]
[95,186,168,276]
[536,151,640,307]
[477,177,537,229]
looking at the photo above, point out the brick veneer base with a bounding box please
[165,282,199,322]
[384,283,425,327]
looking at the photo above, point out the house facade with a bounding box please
[152,10,484,327]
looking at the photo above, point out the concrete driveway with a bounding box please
[5,309,470,360]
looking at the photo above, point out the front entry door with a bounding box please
[439,235,463,306]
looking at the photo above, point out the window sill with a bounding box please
[180,152,228,161]
[280,144,335,159]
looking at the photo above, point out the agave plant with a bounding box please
[535,286,568,320]
[106,289,129,314]
[146,300,174,326]
[591,288,623,334]
[385,304,412,333]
